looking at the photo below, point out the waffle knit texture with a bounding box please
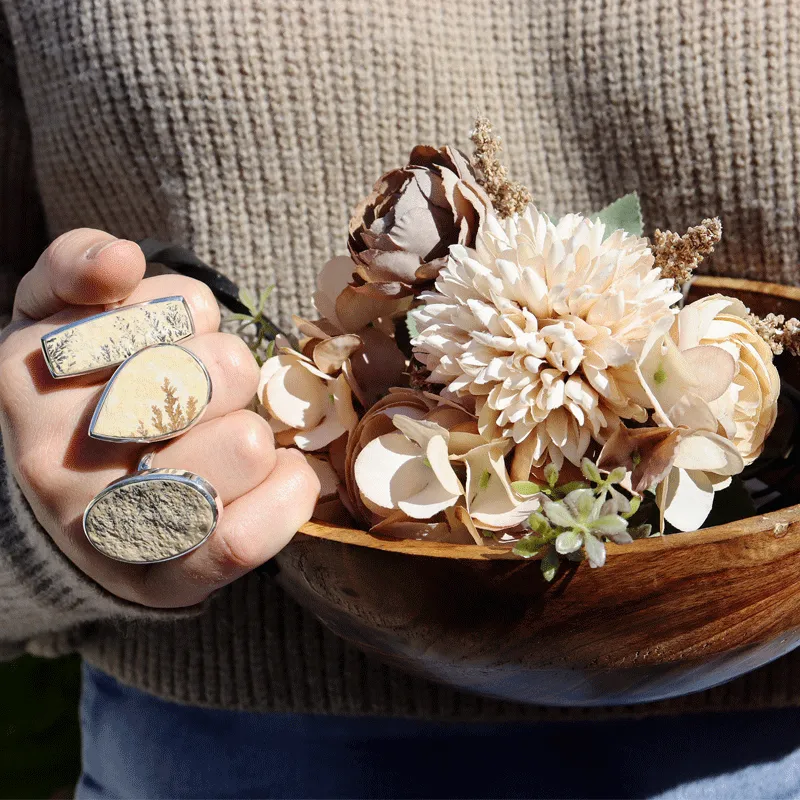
[2,0,800,718]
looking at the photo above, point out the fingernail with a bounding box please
[84,236,119,260]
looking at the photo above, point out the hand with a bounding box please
[0,229,320,607]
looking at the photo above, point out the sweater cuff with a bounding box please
[0,444,199,655]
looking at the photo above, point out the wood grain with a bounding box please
[277,277,800,706]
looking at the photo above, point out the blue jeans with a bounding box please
[76,663,800,799]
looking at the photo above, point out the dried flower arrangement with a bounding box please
[243,118,797,581]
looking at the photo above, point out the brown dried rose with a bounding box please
[348,145,491,291]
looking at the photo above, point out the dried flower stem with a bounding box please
[652,217,722,287]
[748,311,800,356]
[470,116,532,218]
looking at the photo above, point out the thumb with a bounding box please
[13,228,146,321]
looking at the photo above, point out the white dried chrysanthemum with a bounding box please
[410,206,682,468]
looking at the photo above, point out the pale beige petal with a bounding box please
[661,467,715,532]
[265,363,329,431]
[293,411,346,452]
[354,432,427,512]
[426,434,463,495]
[332,373,359,433]
[392,414,450,449]
[445,505,484,545]
[312,334,363,374]
[305,454,340,499]
[672,430,744,476]
[313,256,356,326]
[681,345,735,403]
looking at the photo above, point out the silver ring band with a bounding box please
[138,449,156,472]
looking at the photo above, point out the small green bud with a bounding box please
[544,463,559,488]
[607,466,627,485]
[511,480,543,496]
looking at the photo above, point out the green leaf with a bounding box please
[527,511,551,534]
[591,192,643,238]
[239,287,259,316]
[543,500,577,529]
[555,530,583,554]
[607,466,627,485]
[511,480,544,496]
[513,534,547,559]
[264,339,276,360]
[258,286,274,312]
[541,547,561,582]
[623,495,641,519]
[554,480,589,497]
[229,312,256,322]
[567,487,595,518]
[583,532,607,568]
[592,515,628,536]
[580,457,602,484]
[478,469,491,490]
[405,310,420,341]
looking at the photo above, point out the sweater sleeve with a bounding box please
[0,7,45,320]
[0,447,198,659]
[0,13,199,659]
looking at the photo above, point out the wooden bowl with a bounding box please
[275,277,800,707]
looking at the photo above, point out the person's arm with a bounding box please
[0,13,320,658]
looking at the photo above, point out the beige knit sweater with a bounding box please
[3,0,800,719]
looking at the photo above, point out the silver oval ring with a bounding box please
[83,468,222,564]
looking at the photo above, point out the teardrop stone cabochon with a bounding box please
[83,469,221,563]
[89,343,212,443]
[41,296,193,378]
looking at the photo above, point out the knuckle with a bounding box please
[228,411,275,471]
[285,452,322,516]
[0,348,25,409]
[214,334,259,387]
[185,278,221,331]
[213,524,263,574]
[14,446,56,495]
[43,229,79,262]
[44,228,98,268]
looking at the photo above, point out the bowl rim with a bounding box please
[300,276,800,560]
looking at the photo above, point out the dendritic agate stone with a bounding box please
[42,296,193,378]
[90,344,211,442]
[84,469,219,563]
